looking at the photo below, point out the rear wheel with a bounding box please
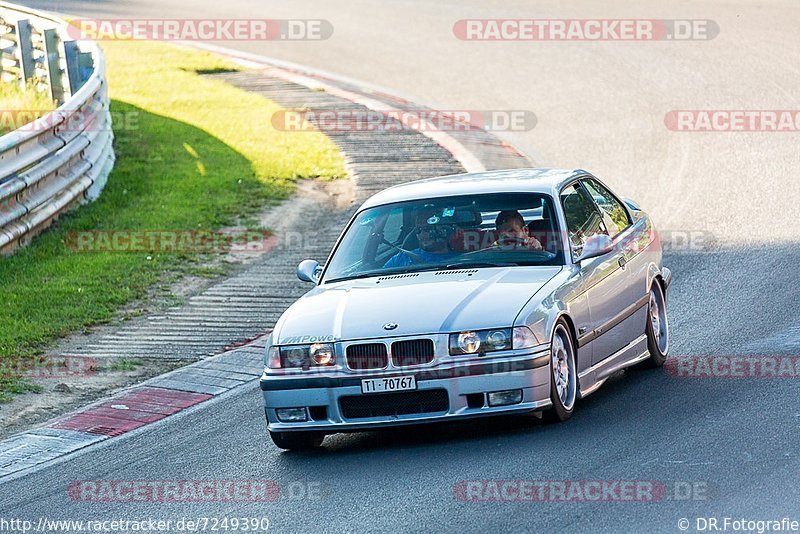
[642,282,669,367]
[269,430,325,451]
[542,321,577,423]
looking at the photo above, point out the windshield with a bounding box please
[323,192,564,283]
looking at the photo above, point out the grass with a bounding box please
[0,371,43,402]
[100,358,144,372]
[0,41,346,396]
[0,83,57,135]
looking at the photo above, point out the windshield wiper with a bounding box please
[325,266,440,283]
[326,262,520,283]
[442,262,518,270]
[325,272,387,283]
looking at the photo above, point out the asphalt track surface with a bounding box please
[4,1,800,532]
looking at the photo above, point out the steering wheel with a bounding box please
[496,235,528,247]
[457,235,533,258]
[381,237,425,263]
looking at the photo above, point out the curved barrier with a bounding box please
[0,1,113,254]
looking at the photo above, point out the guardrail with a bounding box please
[0,1,113,254]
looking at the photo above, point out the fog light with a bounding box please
[276,407,308,422]
[487,389,523,407]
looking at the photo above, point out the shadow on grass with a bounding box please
[192,67,242,75]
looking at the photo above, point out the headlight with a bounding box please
[449,328,512,355]
[449,326,539,355]
[458,331,482,353]
[282,346,309,368]
[269,343,336,369]
[486,329,509,349]
[310,343,334,365]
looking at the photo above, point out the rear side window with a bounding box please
[582,178,631,237]
[560,182,608,258]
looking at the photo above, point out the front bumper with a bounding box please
[260,349,552,432]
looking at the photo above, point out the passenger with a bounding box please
[383,210,459,268]
[494,210,543,251]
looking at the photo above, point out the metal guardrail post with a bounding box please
[63,39,79,97]
[43,28,65,102]
[77,51,93,83]
[14,17,33,88]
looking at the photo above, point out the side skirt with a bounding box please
[577,334,649,399]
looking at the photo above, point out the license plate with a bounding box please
[361,375,417,394]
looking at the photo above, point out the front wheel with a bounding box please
[542,321,577,423]
[269,430,325,451]
[642,281,669,367]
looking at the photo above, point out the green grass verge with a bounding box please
[0,83,56,135]
[99,358,144,372]
[0,41,346,397]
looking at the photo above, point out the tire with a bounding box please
[642,281,669,368]
[269,430,325,451]
[542,320,577,423]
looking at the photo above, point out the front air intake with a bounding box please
[340,389,449,419]
[346,343,388,369]
[391,339,435,367]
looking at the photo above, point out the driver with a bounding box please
[494,210,543,250]
[383,209,459,268]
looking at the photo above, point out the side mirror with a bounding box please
[297,259,322,283]
[578,234,614,263]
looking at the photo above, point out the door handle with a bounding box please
[618,256,627,269]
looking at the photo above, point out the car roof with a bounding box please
[359,168,591,210]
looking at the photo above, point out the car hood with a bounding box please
[273,266,562,343]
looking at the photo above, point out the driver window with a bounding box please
[382,208,403,244]
[560,182,608,257]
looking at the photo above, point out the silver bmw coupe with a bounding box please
[260,168,671,449]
